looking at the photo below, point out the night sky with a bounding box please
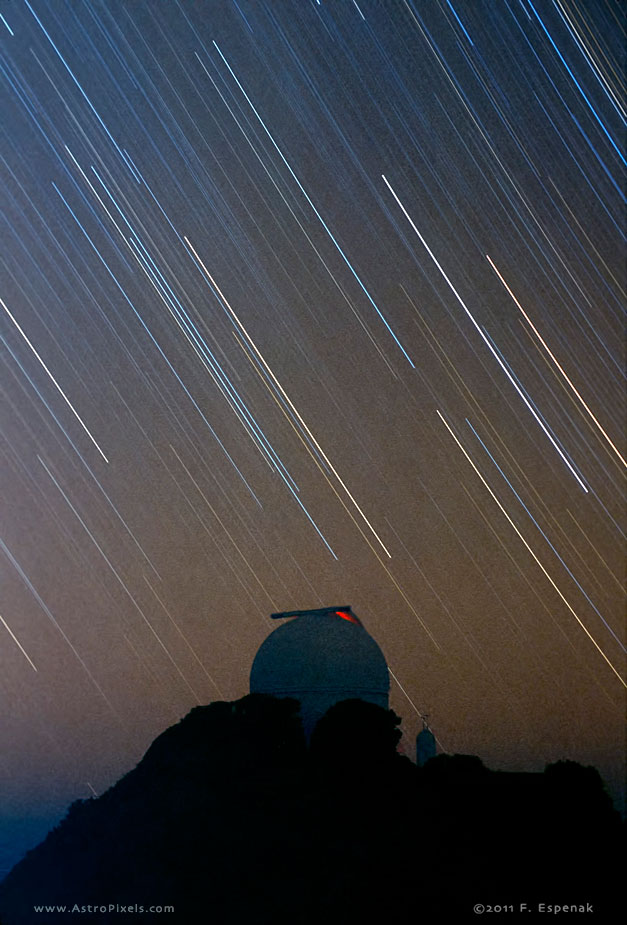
[1,0,625,861]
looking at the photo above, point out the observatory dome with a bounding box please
[250,610,389,737]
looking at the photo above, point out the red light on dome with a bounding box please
[335,610,360,625]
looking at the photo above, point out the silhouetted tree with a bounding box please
[310,699,402,767]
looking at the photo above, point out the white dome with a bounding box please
[250,611,389,735]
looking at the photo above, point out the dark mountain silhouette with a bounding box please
[0,695,622,924]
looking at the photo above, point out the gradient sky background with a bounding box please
[1,0,625,869]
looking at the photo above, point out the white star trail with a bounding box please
[436,410,624,689]
[1,296,109,462]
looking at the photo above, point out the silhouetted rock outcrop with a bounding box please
[0,696,622,923]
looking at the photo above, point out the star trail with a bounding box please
[0,0,624,858]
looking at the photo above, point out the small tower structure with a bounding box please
[416,716,436,766]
